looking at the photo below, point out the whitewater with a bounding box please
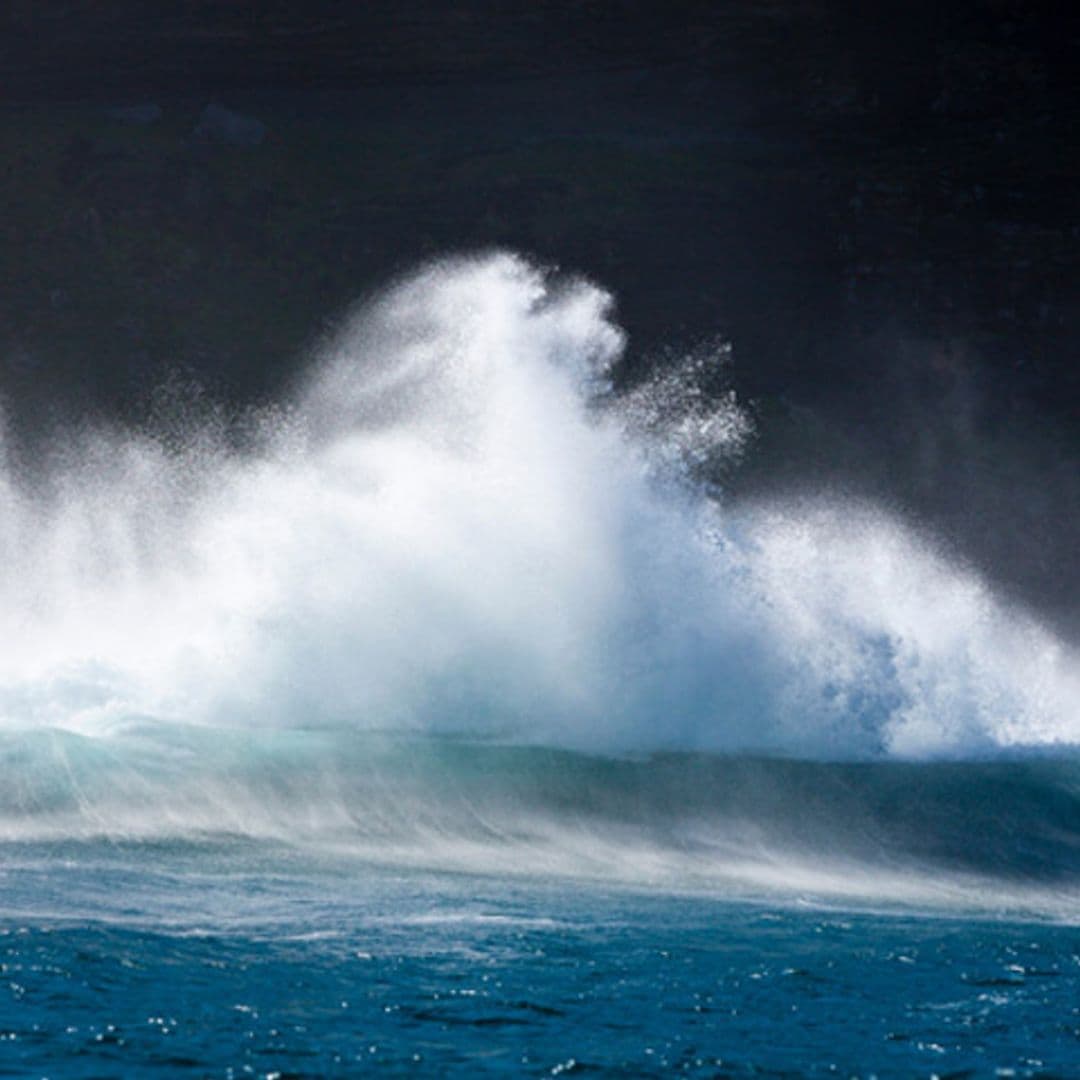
[2,254,1079,1077]
[0,252,1077,907]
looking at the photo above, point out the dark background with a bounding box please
[1,2,1077,634]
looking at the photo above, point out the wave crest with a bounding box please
[0,253,1075,760]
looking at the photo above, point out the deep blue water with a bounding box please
[1,840,1078,1078]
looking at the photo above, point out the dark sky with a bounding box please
[2,1,1078,633]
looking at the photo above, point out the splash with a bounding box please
[0,253,1076,762]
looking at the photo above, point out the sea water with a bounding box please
[0,255,1077,1076]
[2,841,1079,1078]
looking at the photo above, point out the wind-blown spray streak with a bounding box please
[0,254,1077,908]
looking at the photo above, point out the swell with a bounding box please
[3,729,1078,911]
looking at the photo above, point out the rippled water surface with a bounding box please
[0,844,1077,1078]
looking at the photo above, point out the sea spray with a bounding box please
[0,252,1075,759]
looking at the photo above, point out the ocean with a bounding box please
[2,810,1079,1077]
[0,254,1077,1076]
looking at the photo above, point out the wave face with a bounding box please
[3,731,1079,907]
[0,252,1077,903]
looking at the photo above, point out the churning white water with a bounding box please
[0,253,1076,758]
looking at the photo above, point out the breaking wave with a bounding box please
[0,252,1077,909]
